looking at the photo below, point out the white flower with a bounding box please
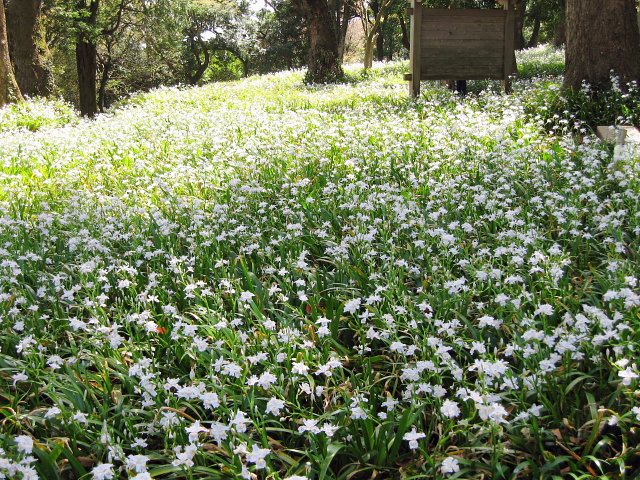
[291,362,309,375]
[185,420,208,443]
[350,406,367,420]
[298,418,319,433]
[477,402,509,424]
[533,304,554,316]
[92,463,115,480]
[441,456,460,474]
[74,411,89,424]
[343,297,361,314]
[44,406,61,419]
[131,473,153,480]
[16,466,39,480]
[126,454,149,473]
[245,444,270,469]
[230,411,251,433]
[239,291,255,303]
[257,371,278,389]
[200,391,220,409]
[209,422,230,445]
[403,428,426,450]
[14,435,34,454]
[265,397,286,416]
[12,371,28,385]
[320,423,339,437]
[441,399,461,418]
[619,366,639,385]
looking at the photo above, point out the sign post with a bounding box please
[406,0,516,97]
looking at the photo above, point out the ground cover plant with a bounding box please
[1,46,639,480]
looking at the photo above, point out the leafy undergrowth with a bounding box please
[0,60,639,480]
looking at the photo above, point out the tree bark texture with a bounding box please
[76,0,100,117]
[98,57,111,112]
[0,2,22,106]
[376,29,384,61]
[564,0,640,91]
[5,0,53,97]
[329,0,353,61]
[292,0,344,83]
[513,0,526,50]
[553,13,566,46]
[77,37,98,116]
[398,14,409,51]
[526,13,541,48]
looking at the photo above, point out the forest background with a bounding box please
[0,0,578,116]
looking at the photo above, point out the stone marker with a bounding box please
[596,125,640,145]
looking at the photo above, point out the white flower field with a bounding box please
[1,47,639,479]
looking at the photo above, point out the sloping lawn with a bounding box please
[1,48,639,479]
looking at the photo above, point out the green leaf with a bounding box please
[320,442,346,480]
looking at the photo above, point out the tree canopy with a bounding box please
[0,0,638,110]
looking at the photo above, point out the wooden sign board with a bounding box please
[406,0,516,96]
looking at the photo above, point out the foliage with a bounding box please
[453,43,564,95]
[41,0,253,108]
[516,46,640,132]
[516,43,564,80]
[1,61,640,480]
[422,0,501,8]
[251,0,308,75]
[0,96,78,131]
[524,0,566,46]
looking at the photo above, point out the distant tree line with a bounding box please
[0,0,638,115]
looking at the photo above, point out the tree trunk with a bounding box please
[185,31,211,85]
[360,0,393,69]
[0,2,22,106]
[376,33,384,61]
[98,58,111,113]
[564,0,640,91]
[5,0,53,98]
[75,0,100,117]
[330,0,352,62]
[513,0,527,50]
[526,12,541,48]
[77,36,99,116]
[375,14,385,61]
[292,0,344,83]
[363,34,376,68]
[553,14,566,47]
[398,14,410,51]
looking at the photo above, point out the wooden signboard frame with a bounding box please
[405,0,516,96]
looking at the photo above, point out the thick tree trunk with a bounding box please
[553,14,566,47]
[564,0,640,91]
[0,3,22,106]
[292,0,344,83]
[513,0,527,50]
[76,0,100,117]
[5,0,53,98]
[77,37,98,116]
